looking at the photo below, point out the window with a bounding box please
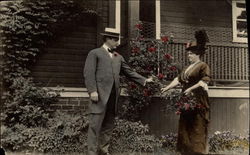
[108,0,116,28]
[105,0,120,34]
[232,1,247,43]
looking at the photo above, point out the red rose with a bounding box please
[138,36,144,41]
[175,111,181,115]
[132,47,140,53]
[176,102,180,106]
[158,73,164,79]
[164,54,172,60]
[143,89,151,96]
[169,66,177,71]
[184,103,190,110]
[130,83,137,89]
[161,36,169,43]
[148,47,156,52]
[135,24,143,30]
[146,66,152,71]
[196,104,204,109]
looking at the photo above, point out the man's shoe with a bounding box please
[99,148,110,155]
[0,148,5,155]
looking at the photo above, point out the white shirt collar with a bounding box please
[102,44,113,57]
[102,44,110,52]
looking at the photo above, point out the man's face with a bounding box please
[107,37,119,49]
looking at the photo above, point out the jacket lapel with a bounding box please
[100,47,112,60]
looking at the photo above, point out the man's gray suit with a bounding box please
[84,47,146,154]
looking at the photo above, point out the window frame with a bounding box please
[232,0,248,43]
[105,0,121,36]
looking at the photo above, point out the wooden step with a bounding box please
[30,65,84,73]
[35,53,88,61]
[33,77,84,87]
[32,59,84,67]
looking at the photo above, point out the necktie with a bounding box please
[108,48,114,53]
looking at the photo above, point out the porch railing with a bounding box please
[165,43,249,82]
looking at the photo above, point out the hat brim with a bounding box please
[100,33,124,38]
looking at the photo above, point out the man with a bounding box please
[84,31,153,155]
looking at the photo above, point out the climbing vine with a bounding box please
[0,0,96,134]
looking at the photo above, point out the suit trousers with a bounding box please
[87,85,116,155]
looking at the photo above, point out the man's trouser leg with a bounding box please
[99,85,116,154]
[87,112,106,155]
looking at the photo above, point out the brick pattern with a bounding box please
[50,97,90,113]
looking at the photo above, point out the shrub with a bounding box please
[1,111,89,153]
[2,77,59,128]
[110,119,161,153]
[120,22,179,121]
[209,131,249,153]
[160,131,249,153]
[160,133,178,151]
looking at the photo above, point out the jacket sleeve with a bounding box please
[84,50,97,94]
[120,56,146,86]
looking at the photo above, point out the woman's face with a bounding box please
[187,51,200,63]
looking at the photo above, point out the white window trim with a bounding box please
[232,0,248,43]
[105,0,121,42]
[155,0,161,39]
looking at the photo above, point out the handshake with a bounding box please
[90,76,155,102]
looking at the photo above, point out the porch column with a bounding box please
[156,0,161,39]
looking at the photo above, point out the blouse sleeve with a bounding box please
[200,63,211,83]
[177,73,183,84]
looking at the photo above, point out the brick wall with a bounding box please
[50,97,90,113]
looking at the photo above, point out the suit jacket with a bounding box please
[84,47,146,114]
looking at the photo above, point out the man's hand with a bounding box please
[144,77,154,86]
[90,91,99,102]
[161,86,170,94]
[184,88,192,95]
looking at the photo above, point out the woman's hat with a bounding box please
[186,29,209,55]
[100,31,123,38]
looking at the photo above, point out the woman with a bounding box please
[161,30,211,155]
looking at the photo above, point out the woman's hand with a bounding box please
[184,88,192,95]
[161,86,170,93]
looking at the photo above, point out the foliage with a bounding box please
[160,131,249,153]
[1,111,89,153]
[209,131,249,153]
[0,0,96,85]
[110,118,161,153]
[2,76,59,127]
[161,88,204,115]
[0,1,95,152]
[2,113,162,153]
[120,22,179,120]
[0,0,96,130]
[160,133,178,151]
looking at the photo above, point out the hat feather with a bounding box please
[195,29,209,50]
